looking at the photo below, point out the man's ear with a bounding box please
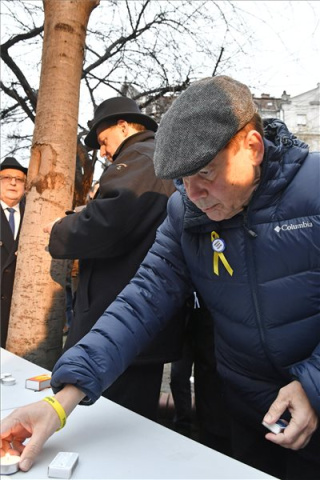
[245,130,264,166]
[117,119,129,135]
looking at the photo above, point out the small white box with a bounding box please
[262,419,287,434]
[48,452,79,479]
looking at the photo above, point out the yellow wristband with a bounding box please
[43,396,67,431]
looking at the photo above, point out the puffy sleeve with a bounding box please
[51,192,193,403]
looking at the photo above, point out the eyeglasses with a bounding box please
[0,175,26,184]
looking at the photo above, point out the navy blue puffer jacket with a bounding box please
[52,120,320,428]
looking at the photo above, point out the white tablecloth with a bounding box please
[1,348,277,479]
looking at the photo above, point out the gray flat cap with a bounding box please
[154,76,256,179]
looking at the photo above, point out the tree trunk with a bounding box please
[6,0,99,369]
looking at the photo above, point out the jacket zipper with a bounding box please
[242,210,287,379]
[242,211,266,348]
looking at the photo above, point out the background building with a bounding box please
[254,84,320,151]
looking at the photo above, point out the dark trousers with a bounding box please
[194,346,231,455]
[103,363,164,421]
[230,416,320,480]
[170,301,232,456]
[170,342,194,435]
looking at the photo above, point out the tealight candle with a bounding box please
[1,376,16,386]
[0,453,20,475]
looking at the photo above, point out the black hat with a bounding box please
[85,97,158,149]
[0,157,28,175]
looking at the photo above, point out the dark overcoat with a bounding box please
[49,131,185,362]
[1,200,25,347]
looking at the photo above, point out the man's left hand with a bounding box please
[263,380,318,449]
[43,218,61,235]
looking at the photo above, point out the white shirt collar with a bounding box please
[1,200,20,211]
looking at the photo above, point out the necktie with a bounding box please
[7,207,15,235]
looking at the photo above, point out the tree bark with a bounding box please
[6,0,99,369]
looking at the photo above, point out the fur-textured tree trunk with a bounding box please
[6,0,99,369]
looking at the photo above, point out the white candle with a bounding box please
[1,376,16,386]
[0,453,20,475]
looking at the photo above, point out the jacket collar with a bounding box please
[112,130,155,162]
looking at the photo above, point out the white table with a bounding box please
[1,348,53,410]
[1,348,277,479]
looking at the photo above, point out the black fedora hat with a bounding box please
[85,96,158,149]
[0,157,28,175]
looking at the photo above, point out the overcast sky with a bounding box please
[1,1,319,98]
[230,1,320,97]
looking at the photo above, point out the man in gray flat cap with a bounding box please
[2,76,320,480]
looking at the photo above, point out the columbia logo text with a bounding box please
[274,221,313,233]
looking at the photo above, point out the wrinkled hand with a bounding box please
[43,218,61,234]
[0,400,60,471]
[263,380,318,450]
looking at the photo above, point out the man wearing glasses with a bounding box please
[0,157,28,347]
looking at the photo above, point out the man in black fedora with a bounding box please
[44,96,186,420]
[0,157,28,347]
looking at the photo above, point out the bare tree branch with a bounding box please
[0,81,35,121]
[1,28,41,111]
[1,25,43,49]
[212,47,225,77]
[1,0,252,172]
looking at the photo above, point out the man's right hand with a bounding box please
[1,385,85,471]
[0,400,61,471]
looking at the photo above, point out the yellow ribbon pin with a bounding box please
[211,231,233,277]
